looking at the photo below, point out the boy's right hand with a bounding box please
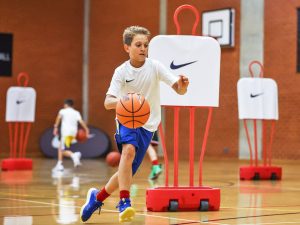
[53,127,58,136]
[104,95,119,110]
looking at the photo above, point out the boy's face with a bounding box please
[124,34,149,67]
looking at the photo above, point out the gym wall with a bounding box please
[0,0,84,157]
[0,0,299,160]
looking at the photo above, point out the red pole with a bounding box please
[19,122,24,158]
[174,107,180,187]
[253,120,258,167]
[268,121,276,166]
[199,107,213,186]
[13,123,19,158]
[262,120,267,166]
[243,119,253,166]
[189,107,195,186]
[8,123,13,158]
[22,123,31,158]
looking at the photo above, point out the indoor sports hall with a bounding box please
[0,0,300,225]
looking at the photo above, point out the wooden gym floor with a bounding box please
[0,158,299,225]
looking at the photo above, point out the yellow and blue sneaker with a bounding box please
[117,198,135,222]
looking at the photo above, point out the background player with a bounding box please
[52,99,89,172]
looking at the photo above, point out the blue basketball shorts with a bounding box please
[114,121,153,175]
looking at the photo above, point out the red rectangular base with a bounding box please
[146,186,220,212]
[1,158,33,171]
[240,166,282,180]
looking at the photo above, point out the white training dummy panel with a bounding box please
[6,87,36,122]
[148,35,220,107]
[237,78,278,120]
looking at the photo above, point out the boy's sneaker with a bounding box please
[117,198,135,222]
[52,163,64,173]
[149,164,162,180]
[72,152,82,167]
[80,188,103,222]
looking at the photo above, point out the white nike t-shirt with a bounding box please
[59,107,82,136]
[106,58,179,132]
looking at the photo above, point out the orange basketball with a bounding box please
[76,129,87,142]
[116,93,150,129]
[106,151,121,167]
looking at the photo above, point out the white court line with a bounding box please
[221,206,300,212]
[243,222,300,225]
[0,197,229,225]
[0,205,52,209]
[235,184,300,192]
[135,212,229,225]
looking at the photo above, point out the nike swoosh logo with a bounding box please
[125,79,135,83]
[16,100,25,104]
[170,60,197,70]
[250,93,264,98]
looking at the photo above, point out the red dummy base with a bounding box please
[240,166,282,180]
[1,158,33,171]
[146,186,220,212]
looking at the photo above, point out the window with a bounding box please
[0,33,13,76]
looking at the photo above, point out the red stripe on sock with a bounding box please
[120,190,130,199]
[152,160,159,165]
[96,187,110,202]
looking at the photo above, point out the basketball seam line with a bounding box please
[123,120,145,125]
[134,96,145,113]
[120,100,132,113]
[120,94,146,113]
[116,112,150,117]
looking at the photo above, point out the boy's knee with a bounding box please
[122,145,135,160]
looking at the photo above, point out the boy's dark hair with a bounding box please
[64,99,74,106]
[123,26,151,45]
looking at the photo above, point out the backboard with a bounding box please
[202,8,235,47]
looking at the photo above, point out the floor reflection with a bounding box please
[51,170,79,224]
[3,216,33,225]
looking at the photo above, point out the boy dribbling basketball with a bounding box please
[52,99,89,172]
[80,26,189,223]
